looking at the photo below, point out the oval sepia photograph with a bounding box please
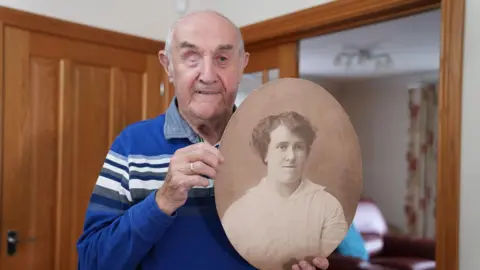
[215,78,363,270]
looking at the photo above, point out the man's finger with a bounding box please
[187,161,217,179]
[188,142,222,155]
[291,264,301,270]
[174,142,220,158]
[193,142,225,162]
[313,257,329,269]
[185,148,222,169]
[184,175,210,188]
[298,261,314,270]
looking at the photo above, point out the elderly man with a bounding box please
[77,10,331,270]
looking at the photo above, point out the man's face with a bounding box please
[160,12,249,120]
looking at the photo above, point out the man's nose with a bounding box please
[199,58,218,84]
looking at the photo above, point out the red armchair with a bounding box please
[329,199,436,270]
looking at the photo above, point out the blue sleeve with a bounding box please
[335,224,369,261]
[76,132,175,270]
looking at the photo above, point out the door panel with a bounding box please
[29,57,60,270]
[0,26,167,270]
[69,64,112,254]
[109,68,143,142]
[30,31,147,72]
[1,34,60,269]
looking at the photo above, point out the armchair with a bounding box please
[367,233,435,270]
[330,199,436,270]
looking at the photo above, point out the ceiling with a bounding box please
[298,9,441,80]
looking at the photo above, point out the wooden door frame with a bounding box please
[239,1,464,270]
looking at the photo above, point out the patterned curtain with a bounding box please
[404,82,438,238]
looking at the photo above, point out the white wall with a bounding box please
[318,71,438,234]
[459,0,480,269]
[0,0,179,40]
[185,0,332,28]
[0,0,333,41]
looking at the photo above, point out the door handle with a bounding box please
[7,230,36,256]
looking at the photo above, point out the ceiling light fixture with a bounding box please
[334,48,393,70]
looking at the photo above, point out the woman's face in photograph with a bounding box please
[265,124,308,184]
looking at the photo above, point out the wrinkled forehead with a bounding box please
[172,15,240,55]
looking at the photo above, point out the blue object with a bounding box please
[335,224,369,260]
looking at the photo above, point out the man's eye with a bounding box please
[182,52,199,61]
[187,54,199,61]
[217,56,228,63]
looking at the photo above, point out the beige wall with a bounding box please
[0,0,478,268]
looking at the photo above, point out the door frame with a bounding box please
[244,43,299,78]
[239,1,464,270]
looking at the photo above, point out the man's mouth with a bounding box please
[195,90,220,95]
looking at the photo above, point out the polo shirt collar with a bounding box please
[163,97,237,144]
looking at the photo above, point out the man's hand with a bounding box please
[155,142,224,215]
[291,257,329,270]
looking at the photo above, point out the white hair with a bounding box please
[164,10,245,68]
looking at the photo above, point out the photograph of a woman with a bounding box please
[220,111,349,269]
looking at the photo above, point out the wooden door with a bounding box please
[0,26,168,270]
[237,42,298,105]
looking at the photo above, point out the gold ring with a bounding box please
[190,162,194,173]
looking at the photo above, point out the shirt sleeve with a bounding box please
[76,131,176,270]
[320,195,350,254]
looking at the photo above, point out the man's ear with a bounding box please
[158,50,173,82]
[242,52,250,70]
